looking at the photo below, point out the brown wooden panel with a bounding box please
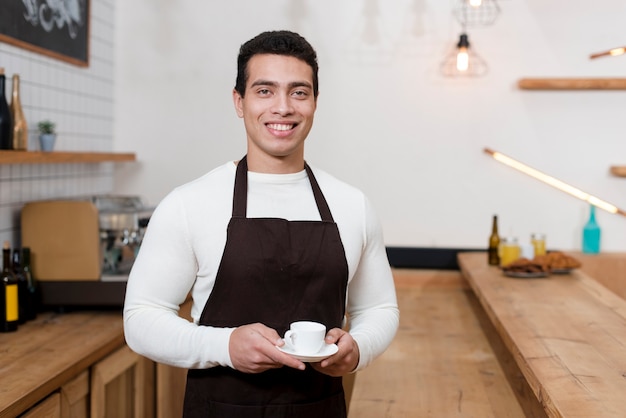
[0,151,135,165]
[518,78,626,90]
[60,371,89,418]
[459,252,626,417]
[20,393,61,418]
[0,312,124,417]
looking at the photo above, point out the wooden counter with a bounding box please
[458,252,626,418]
[0,311,125,417]
[348,269,530,417]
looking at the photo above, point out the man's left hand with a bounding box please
[310,328,359,376]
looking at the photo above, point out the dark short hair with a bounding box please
[234,30,319,98]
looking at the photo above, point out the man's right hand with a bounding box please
[229,323,306,373]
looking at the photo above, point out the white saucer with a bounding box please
[276,341,338,362]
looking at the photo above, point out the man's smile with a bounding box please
[266,123,296,131]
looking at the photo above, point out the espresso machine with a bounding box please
[93,195,152,277]
[21,195,153,307]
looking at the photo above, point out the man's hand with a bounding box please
[229,323,305,373]
[311,328,359,376]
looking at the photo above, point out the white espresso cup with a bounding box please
[284,321,326,354]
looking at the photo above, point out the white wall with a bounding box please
[113,0,626,252]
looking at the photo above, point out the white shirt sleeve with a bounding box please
[123,189,235,369]
[345,197,399,371]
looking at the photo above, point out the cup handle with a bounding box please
[284,330,295,349]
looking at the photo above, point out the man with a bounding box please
[124,30,399,417]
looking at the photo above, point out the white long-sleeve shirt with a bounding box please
[123,161,399,371]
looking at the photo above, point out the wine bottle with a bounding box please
[10,74,27,150]
[488,215,500,265]
[13,248,32,323]
[0,68,13,150]
[1,241,19,332]
[582,205,600,254]
[21,248,38,320]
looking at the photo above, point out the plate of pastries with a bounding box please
[502,251,582,278]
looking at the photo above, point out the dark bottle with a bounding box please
[21,248,38,319]
[13,248,33,323]
[0,68,13,150]
[488,215,500,266]
[1,241,19,332]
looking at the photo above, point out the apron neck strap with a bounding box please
[304,163,334,222]
[232,155,334,222]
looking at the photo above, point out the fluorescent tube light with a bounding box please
[484,147,626,216]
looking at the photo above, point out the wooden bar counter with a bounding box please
[348,269,529,417]
[458,252,626,418]
[0,311,125,417]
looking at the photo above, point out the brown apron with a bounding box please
[183,156,349,418]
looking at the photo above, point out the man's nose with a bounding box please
[271,93,294,115]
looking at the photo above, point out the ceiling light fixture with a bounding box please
[484,147,626,216]
[441,33,488,77]
[453,0,500,27]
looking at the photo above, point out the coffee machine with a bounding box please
[93,195,152,277]
[21,195,153,306]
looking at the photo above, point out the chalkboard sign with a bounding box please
[0,0,90,67]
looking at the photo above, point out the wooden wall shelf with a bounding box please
[0,150,136,165]
[518,78,626,90]
[610,166,626,177]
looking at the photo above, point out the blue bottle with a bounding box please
[582,205,600,254]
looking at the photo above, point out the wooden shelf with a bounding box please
[610,166,626,177]
[0,150,136,165]
[518,78,626,90]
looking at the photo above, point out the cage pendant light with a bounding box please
[440,33,488,77]
[453,0,500,27]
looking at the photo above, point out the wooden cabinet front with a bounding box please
[90,345,154,418]
[2,304,201,418]
[20,393,61,418]
[60,371,89,418]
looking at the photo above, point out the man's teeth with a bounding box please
[267,124,294,131]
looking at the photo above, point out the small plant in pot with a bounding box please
[37,120,56,152]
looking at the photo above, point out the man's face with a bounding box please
[233,54,317,169]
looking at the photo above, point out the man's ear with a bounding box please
[232,89,244,118]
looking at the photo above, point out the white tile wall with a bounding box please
[0,0,115,246]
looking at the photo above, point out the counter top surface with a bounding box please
[458,252,626,418]
[0,310,124,417]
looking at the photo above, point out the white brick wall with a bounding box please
[0,0,115,246]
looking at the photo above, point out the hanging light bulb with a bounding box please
[453,0,500,27]
[441,33,488,77]
[456,34,470,71]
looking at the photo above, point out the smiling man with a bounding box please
[123,30,399,418]
[234,53,316,173]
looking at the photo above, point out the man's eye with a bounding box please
[292,90,308,97]
[258,89,271,95]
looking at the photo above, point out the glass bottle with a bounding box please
[1,241,19,332]
[488,215,500,265]
[10,74,27,150]
[582,205,600,254]
[13,248,33,323]
[0,68,13,150]
[21,248,38,320]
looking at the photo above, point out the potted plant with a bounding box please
[37,120,56,152]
